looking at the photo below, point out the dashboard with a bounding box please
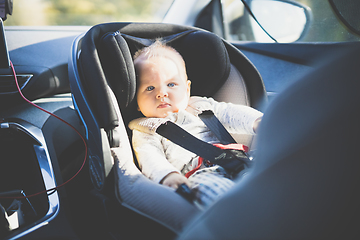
[0,25,88,239]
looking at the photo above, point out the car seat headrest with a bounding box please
[172,31,231,97]
[80,24,234,130]
[98,31,136,110]
[99,30,231,110]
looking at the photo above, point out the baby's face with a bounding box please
[136,55,191,118]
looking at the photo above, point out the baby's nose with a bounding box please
[156,89,168,99]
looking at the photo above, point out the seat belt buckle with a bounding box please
[212,148,252,177]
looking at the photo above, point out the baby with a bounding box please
[129,40,263,207]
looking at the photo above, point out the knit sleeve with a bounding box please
[132,129,180,184]
[209,98,263,135]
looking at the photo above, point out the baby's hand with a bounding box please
[161,172,190,189]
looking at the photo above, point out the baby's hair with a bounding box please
[133,39,186,69]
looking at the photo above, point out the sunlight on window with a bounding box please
[4,0,174,26]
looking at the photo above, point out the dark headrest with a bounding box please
[79,23,246,130]
[172,31,231,97]
[99,29,231,109]
[98,31,136,110]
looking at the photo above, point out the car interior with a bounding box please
[1,1,360,239]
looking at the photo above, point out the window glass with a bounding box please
[222,0,360,43]
[4,0,174,26]
[295,0,359,42]
[222,0,249,41]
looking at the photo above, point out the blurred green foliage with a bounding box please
[5,0,173,26]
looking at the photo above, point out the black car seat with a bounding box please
[177,43,360,239]
[68,22,267,234]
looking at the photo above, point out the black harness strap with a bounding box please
[198,110,237,145]
[156,112,251,176]
[156,121,225,161]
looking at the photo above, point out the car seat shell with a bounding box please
[68,22,267,233]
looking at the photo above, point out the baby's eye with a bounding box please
[146,86,154,91]
[167,83,175,87]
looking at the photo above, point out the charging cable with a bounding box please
[0,61,88,199]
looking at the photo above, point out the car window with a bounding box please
[222,0,360,43]
[4,0,174,26]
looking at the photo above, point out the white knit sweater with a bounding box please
[128,96,263,184]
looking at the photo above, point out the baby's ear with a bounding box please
[186,80,191,97]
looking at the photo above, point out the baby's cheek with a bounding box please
[178,97,190,111]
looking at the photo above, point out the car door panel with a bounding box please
[232,41,360,101]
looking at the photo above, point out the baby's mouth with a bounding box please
[158,102,170,108]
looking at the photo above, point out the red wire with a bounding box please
[0,61,88,199]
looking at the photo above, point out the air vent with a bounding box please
[0,74,33,94]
